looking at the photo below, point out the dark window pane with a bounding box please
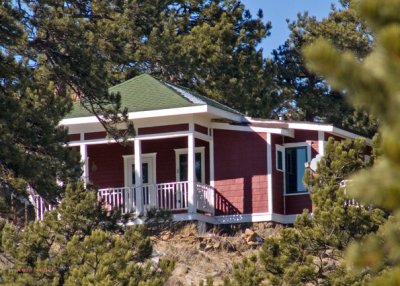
[179,152,202,182]
[195,152,202,182]
[132,163,149,185]
[277,150,283,170]
[179,154,188,181]
[285,147,307,193]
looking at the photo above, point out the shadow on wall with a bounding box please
[214,189,241,215]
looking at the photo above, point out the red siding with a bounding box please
[138,124,189,135]
[213,129,268,215]
[195,124,208,135]
[142,137,210,184]
[69,134,80,141]
[88,143,133,189]
[285,194,312,215]
[85,131,107,140]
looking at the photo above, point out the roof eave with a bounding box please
[60,104,243,126]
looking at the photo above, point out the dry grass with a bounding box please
[152,222,283,286]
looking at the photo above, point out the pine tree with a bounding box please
[303,0,400,283]
[0,183,173,285]
[270,0,377,136]
[129,0,273,117]
[222,138,386,286]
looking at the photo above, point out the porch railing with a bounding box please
[30,194,56,221]
[196,182,215,215]
[156,181,189,211]
[98,181,214,215]
[31,181,215,221]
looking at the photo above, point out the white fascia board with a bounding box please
[60,116,102,126]
[60,105,209,126]
[287,122,371,144]
[331,127,371,144]
[211,122,294,137]
[61,105,243,129]
[206,105,245,122]
[128,105,208,120]
[287,122,334,132]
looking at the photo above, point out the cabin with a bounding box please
[43,74,366,224]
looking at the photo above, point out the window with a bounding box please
[178,153,202,182]
[175,147,205,183]
[276,145,284,172]
[285,146,308,194]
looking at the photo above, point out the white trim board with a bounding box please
[61,105,244,127]
[172,213,298,225]
[282,142,312,195]
[266,133,273,213]
[211,122,294,137]
[214,213,298,225]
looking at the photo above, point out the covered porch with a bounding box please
[74,121,216,218]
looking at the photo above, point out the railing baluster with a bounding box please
[96,181,215,215]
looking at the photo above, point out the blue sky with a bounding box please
[240,0,341,57]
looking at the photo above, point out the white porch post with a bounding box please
[187,130,197,213]
[134,138,143,215]
[209,134,215,213]
[79,140,89,187]
[318,131,325,156]
[266,133,273,214]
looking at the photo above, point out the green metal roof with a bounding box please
[65,74,242,118]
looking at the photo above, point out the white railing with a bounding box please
[31,181,215,221]
[196,182,215,215]
[98,182,190,213]
[156,181,189,211]
[339,179,360,207]
[98,187,135,214]
[31,194,56,221]
[97,181,215,214]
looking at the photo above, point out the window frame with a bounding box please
[276,145,285,172]
[281,142,312,196]
[174,147,205,183]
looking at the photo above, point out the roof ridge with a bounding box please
[108,73,149,92]
[153,77,243,115]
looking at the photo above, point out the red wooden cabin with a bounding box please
[57,74,367,224]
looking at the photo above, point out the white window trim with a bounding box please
[282,142,312,196]
[276,145,284,172]
[174,147,205,183]
[123,153,157,187]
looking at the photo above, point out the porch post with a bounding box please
[209,137,215,213]
[187,131,197,213]
[134,138,143,215]
[79,143,89,187]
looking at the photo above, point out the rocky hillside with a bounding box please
[150,222,282,286]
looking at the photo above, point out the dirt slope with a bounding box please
[151,222,282,286]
